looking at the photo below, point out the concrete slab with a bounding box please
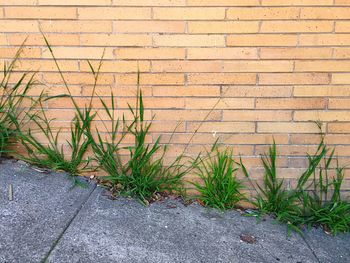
[0,159,95,263]
[47,188,318,263]
[303,228,350,263]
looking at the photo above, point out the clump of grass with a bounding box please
[191,144,244,210]
[0,45,36,158]
[90,75,190,204]
[240,131,350,235]
[14,36,99,183]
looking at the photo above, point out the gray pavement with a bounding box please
[1,159,349,263]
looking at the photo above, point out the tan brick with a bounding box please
[222,61,293,73]
[222,134,289,145]
[188,73,256,85]
[294,86,350,97]
[260,48,333,59]
[153,35,225,47]
[185,98,255,110]
[328,123,350,133]
[112,0,185,5]
[300,34,350,46]
[336,22,350,32]
[335,0,350,5]
[222,110,292,121]
[152,86,220,97]
[259,73,330,85]
[115,48,185,59]
[261,21,333,33]
[0,20,38,33]
[0,34,8,45]
[16,60,79,72]
[188,0,259,6]
[152,61,222,73]
[227,34,298,47]
[118,97,185,109]
[78,7,151,20]
[0,0,36,4]
[262,0,333,5]
[294,111,350,121]
[256,98,326,110]
[40,21,112,33]
[189,21,258,34]
[5,7,77,19]
[227,7,300,20]
[115,73,184,85]
[301,8,350,19]
[187,122,256,133]
[153,7,225,20]
[334,48,350,59]
[38,0,111,4]
[42,47,113,59]
[0,47,41,59]
[152,109,221,121]
[258,122,323,133]
[332,74,350,84]
[8,34,80,46]
[114,21,185,33]
[187,48,258,59]
[80,61,150,73]
[222,86,293,97]
[80,34,152,47]
[295,61,350,72]
[42,73,114,86]
[329,99,350,109]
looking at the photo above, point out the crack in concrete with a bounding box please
[41,183,97,263]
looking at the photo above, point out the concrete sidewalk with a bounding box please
[1,159,349,263]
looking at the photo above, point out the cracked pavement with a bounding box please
[1,159,349,263]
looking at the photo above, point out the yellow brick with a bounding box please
[42,47,113,59]
[222,86,293,97]
[115,48,185,59]
[223,134,289,145]
[328,123,350,133]
[295,61,350,72]
[260,48,333,59]
[188,73,256,85]
[187,48,258,59]
[80,34,152,47]
[40,21,112,33]
[222,110,292,121]
[334,48,350,59]
[256,98,326,110]
[187,122,256,133]
[152,86,220,97]
[112,0,185,5]
[38,0,111,4]
[78,7,151,20]
[329,99,350,109]
[300,34,350,45]
[153,110,221,121]
[258,122,322,133]
[80,61,150,73]
[336,22,350,33]
[42,73,114,85]
[0,47,41,59]
[188,0,259,6]
[259,73,330,85]
[188,21,259,33]
[227,34,298,47]
[332,74,350,84]
[294,86,350,97]
[227,7,300,20]
[8,34,80,46]
[262,0,333,5]
[153,35,225,47]
[114,21,185,33]
[153,7,225,20]
[222,61,293,73]
[16,60,79,72]
[294,111,350,121]
[118,97,185,109]
[152,61,222,73]
[301,8,350,19]
[0,20,38,33]
[261,21,333,33]
[115,73,184,85]
[185,98,254,110]
[5,7,76,19]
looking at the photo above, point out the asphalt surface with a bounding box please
[1,159,349,263]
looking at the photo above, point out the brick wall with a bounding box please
[1,0,350,194]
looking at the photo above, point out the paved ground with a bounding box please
[1,159,349,263]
